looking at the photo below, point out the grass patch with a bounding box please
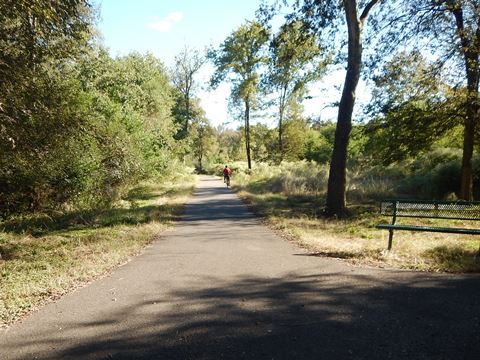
[0,176,196,327]
[233,163,480,273]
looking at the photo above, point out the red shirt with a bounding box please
[223,168,231,176]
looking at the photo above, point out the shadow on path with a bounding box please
[6,271,480,360]
[3,177,480,360]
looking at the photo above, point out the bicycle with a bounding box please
[224,175,230,187]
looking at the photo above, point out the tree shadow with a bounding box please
[0,184,191,236]
[5,272,479,359]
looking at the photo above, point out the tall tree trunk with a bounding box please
[325,0,379,216]
[461,94,477,200]
[449,3,479,200]
[278,86,287,162]
[185,93,190,135]
[198,132,203,171]
[326,1,361,216]
[245,99,252,169]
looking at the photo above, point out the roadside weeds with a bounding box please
[0,177,196,327]
[235,188,480,274]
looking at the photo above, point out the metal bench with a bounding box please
[376,199,480,250]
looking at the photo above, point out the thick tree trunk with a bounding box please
[449,4,479,200]
[245,100,252,170]
[325,1,362,216]
[460,97,477,200]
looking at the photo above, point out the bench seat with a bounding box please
[377,199,480,249]
[376,223,480,235]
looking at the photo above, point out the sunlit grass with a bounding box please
[0,176,196,327]
[234,163,480,274]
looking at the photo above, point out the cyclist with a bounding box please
[223,165,232,184]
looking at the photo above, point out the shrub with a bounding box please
[397,149,462,199]
[230,161,329,196]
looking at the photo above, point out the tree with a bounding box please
[304,128,334,164]
[377,1,480,200]
[214,126,245,162]
[364,51,461,163]
[190,117,216,172]
[298,0,381,216]
[267,18,327,161]
[283,118,309,161]
[171,46,206,139]
[77,50,178,188]
[327,0,380,216]
[210,21,270,169]
[0,0,94,215]
[250,123,276,162]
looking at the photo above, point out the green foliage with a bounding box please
[170,46,206,140]
[0,1,178,218]
[266,18,329,159]
[375,1,480,199]
[210,21,270,95]
[0,1,95,217]
[303,122,335,164]
[210,21,270,168]
[364,51,461,164]
[213,127,245,164]
[348,149,467,201]
[190,117,217,171]
[282,118,308,161]
[249,123,276,162]
[303,131,331,164]
[74,50,178,206]
[397,149,462,199]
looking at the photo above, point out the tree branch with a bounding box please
[359,0,381,24]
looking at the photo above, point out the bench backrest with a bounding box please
[380,199,480,220]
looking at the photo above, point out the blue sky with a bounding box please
[95,0,350,127]
[97,0,263,66]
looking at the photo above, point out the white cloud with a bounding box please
[146,11,183,32]
[166,11,183,22]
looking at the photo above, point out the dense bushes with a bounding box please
[351,149,471,201]
[214,148,477,203]
[0,2,179,219]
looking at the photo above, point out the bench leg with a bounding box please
[388,229,394,250]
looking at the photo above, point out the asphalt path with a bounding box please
[1,175,479,359]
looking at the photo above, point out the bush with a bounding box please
[230,161,329,196]
[397,149,462,199]
[212,147,478,204]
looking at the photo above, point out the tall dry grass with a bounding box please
[230,160,480,273]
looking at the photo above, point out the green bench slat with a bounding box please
[380,199,480,220]
[377,199,480,249]
[376,224,480,235]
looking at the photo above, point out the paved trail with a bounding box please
[1,176,479,359]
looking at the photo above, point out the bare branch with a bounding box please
[359,0,381,24]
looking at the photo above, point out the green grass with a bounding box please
[0,176,196,327]
[233,162,480,273]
